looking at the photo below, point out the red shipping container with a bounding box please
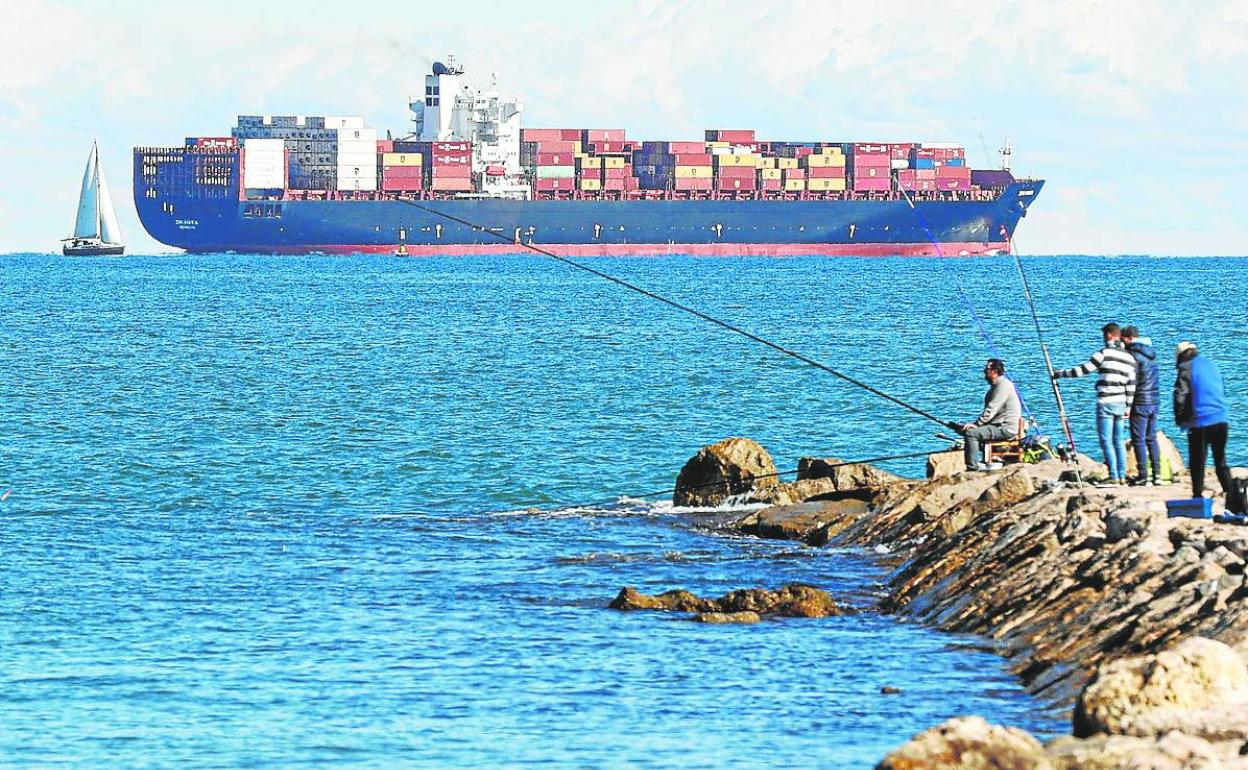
[588,141,630,154]
[536,153,575,166]
[716,177,756,191]
[381,178,423,191]
[936,178,970,190]
[783,168,807,179]
[376,140,395,154]
[853,153,892,167]
[717,166,755,180]
[855,165,889,179]
[897,169,917,182]
[853,177,892,192]
[807,166,846,179]
[916,168,937,180]
[889,143,916,160]
[602,178,626,191]
[604,167,631,179]
[535,140,576,153]
[674,177,713,191]
[521,129,562,142]
[431,165,471,178]
[936,165,971,179]
[760,178,782,191]
[584,129,626,143]
[706,129,756,143]
[854,142,889,154]
[672,153,712,165]
[623,176,640,191]
[430,141,470,152]
[535,178,574,191]
[665,141,703,154]
[430,178,473,191]
[794,147,814,159]
[914,147,938,160]
[430,150,471,162]
[382,166,424,179]
[559,129,581,141]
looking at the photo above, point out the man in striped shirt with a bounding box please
[1053,323,1138,485]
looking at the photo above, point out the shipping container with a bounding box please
[855,165,888,179]
[578,156,603,169]
[535,165,575,179]
[715,154,757,167]
[808,178,848,192]
[783,179,806,192]
[583,129,626,143]
[603,167,631,179]
[806,166,846,179]
[760,178,782,191]
[716,177,756,191]
[670,177,710,191]
[533,140,576,153]
[430,165,471,178]
[936,178,969,190]
[668,141,705,154]
[536,153,574,166]
[706,129,756,143]
[382,152,422,167]
[675,166,712,178]
[521,128,563,142]
[558,129,581,141]
[936,165,971,179]
[602,157,627,169]
[852,177,891,192]
[759,168,782,180]
[777,157,799,170]
[430,177,473,192]
[601,178,626,192]
[580,178,603,191]
[852,153,892,168]
[716,166,755,180]
[535,178,575,191]
[783,168,806,180]
[806,153,846,168]
[381,178,423,192]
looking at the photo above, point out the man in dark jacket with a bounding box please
[1122,326,1161,485]
[1174,341,1240,512]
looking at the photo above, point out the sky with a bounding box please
[1,0,1246,255]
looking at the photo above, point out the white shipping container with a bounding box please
[244,168,285,188]
[336,127,378,143]
[891,159,909,170]
[244,138,285,155]
[336,176,378,192]
[325,116,365,129]
[921,142,962,149]
[336,153,378,167]
[337,141,378,156]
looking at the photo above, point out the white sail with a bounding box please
[95,150,122,245]
[72,143,99,239]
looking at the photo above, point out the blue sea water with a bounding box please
[1,253,1244,768]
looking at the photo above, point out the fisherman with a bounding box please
[1122,325,1162,485]
[952,358,1022,471]
[1052,323,1137,486]
[1174,342,1241,512]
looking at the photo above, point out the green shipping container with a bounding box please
[535,165,575,179]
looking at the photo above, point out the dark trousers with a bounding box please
[1130,404,1161,479]
[1189,423,1236,509]
[964,424,1015,468]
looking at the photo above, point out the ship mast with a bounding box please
[999,138,1013,171]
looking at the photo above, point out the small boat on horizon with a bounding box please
[63,140,124,256]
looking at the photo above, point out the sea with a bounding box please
[2,253,1244,768]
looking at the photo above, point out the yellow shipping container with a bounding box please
[674,165,712,178]
[783,179,806,191]
[807,153,847,168]
[715,154,758,167]
[760,168,782,180]
[705,141,730,148]
[756,157,777,169]
[579,157,602,169]
[807,178,848,191]
[572,141,582,153]
[381,152,422,166]
[603,157,627,169]
[777,157,799,169]
[817,146,845,156]
[580,179,602,191]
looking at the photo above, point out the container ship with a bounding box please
[133,58,1043,256]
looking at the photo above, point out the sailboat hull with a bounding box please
[63,242,125,256]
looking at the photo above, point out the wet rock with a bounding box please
[744,477,837,506]
[693,611,761,624]
[1074,637,1248,740]
[739,498,869,542]
[673,437,778,508]
[880,686,903,695]
[796,456,902,491]
[609,587,712,612]
[875,716,1052,770]
[610,583,841,619]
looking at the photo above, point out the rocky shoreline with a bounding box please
[629,437,1248,768]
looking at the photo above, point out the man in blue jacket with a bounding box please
[1173,341,1240,512]
[1122,326,1161,485]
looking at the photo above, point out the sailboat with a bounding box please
[63,141,124,256]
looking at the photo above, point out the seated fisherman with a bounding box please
[951,358,1022,471]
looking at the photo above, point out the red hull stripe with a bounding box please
[217,241,1011,257]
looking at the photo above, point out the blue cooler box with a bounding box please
[1166,498,1213,519]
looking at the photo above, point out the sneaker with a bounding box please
[985,461,1004,471]
[1117,478,1129,486]
[1145,478,1157,487]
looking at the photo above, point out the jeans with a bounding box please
[963,424,1016,469]
[1129,404,1161,479]
[1096,402,1128,481]
[1189,422,1236,509]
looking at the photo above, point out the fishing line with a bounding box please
[571,449,938,509]
[397,198,951,428]
[898,187,1037,423]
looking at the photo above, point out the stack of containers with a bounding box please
[889,143,916,171]
[577,154,602,192]
[757,156,782,192]
[425,141,472,192]
[851,143,891,192]
[601,155,635,192]
[804,145,847,192]
[242,138,286,191]
[521,129,579,194]
[337,125,378,192]
[712,147,757,192]
[705,129,756,144]
[379,150,423,192]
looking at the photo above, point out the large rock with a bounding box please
[1126,430,1188,480]
[738,498,870,542]
[796,456,902,491]
[609,583,840,618]
[1074,637,1248,740]
[875,716,1052,770]
[1046,732,1228,770]
[673,437,779,507]
[927,449,965,479]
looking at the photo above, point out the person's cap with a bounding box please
[1122,325,1139,338]
[1175,341,1197,359]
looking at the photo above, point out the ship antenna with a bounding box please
[999,138,1013,171]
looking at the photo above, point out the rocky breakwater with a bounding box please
[669,437,1248,768]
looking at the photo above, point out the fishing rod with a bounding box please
[898,186,1037,424]
[572,450,939,509]
[1008,234,1082,486]
[397,198,953,429]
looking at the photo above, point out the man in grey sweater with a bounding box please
[955,358,1023,471]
